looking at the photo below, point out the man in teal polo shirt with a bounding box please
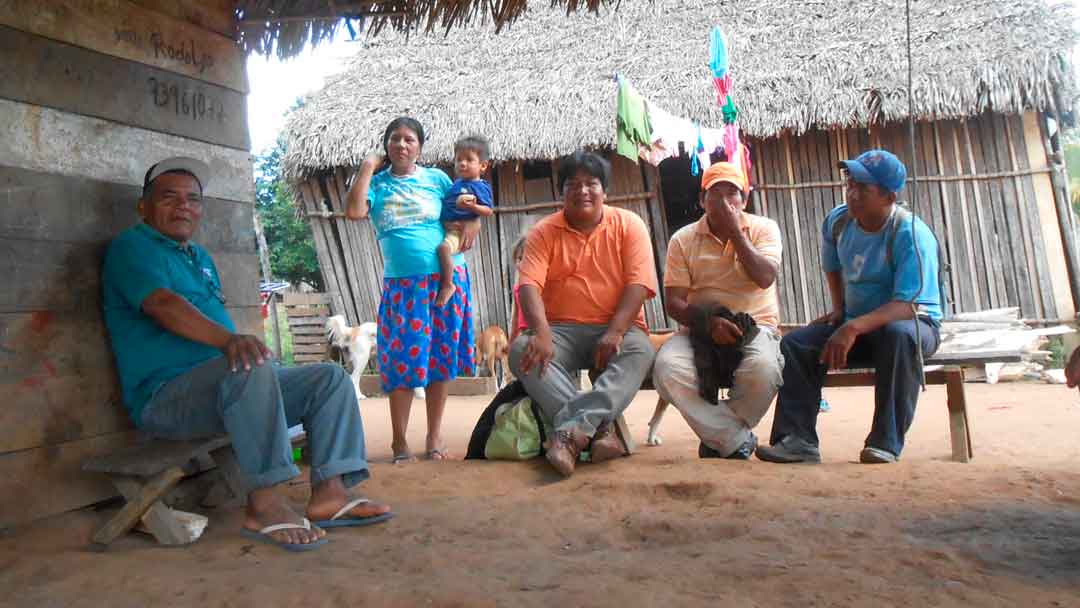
[103,157,392,551]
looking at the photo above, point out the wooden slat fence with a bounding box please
[750,111,1066,324]
[296,111,1072,334]
[296,152,675,340]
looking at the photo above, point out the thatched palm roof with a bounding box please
[282,0,1078,181]
[235,0,606,59]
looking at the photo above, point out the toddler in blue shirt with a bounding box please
[437,135,494,306]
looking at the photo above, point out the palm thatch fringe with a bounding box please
[234,0,608,59]
[281,0,1077,182]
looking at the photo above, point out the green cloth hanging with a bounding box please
[721,96,739,125]
[615,77,653,162]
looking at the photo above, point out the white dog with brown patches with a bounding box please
[326,315,425,400]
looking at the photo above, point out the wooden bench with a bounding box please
[82,432,304,550]
[645,349,1023,463]
[821,350,1022,463]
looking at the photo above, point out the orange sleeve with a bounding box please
[516,222,551,290]
[753,218,783,265]
[620,211,658,299]
[663,230,691,289]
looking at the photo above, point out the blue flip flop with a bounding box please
[314,498,395,529]
[239,518,328,552]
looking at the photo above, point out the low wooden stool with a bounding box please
[82,436,246,550]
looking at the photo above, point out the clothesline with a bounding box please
[614,74,753,188]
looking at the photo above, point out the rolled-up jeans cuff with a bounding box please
[557,417,597,438]
[311,458,371,487]
[247,463,301,490]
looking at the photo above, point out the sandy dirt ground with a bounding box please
[2,382,1080,607]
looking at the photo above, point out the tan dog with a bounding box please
[477,325,510,388]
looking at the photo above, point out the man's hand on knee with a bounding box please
[519,331,554,377]
[222,334,273,372]
[593,330,623,371]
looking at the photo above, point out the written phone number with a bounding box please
[149,77,227,123]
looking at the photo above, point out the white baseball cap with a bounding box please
[143,157,211,192]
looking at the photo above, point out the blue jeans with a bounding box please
[140,357,370,490]
[768,319,940,456]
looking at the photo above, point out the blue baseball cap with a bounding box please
[838,150,907,193]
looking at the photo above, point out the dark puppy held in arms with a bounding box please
[688,303,759,404]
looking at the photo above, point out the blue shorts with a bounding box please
[377,265,476,392]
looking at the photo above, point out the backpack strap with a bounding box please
[884,204,911,268]
[529,399,548,446]
[830,210,851,250]
[886,203,951,318]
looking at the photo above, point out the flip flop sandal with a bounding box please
[239,518,327,552]
[313,497,395,529]
[392,452,416,464]
[425,448,449,460]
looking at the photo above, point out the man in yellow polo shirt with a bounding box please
[652,162,784,459]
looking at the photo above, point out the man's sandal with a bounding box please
[239,518,327,552]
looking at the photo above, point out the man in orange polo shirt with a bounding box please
[652,162,785,460]
[509,150,659,477]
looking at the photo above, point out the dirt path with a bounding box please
[2,383,1079,607]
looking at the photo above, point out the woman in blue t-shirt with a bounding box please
[346,117,477,463]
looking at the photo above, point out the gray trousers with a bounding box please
[508,324,655,436]
[653,328,784,455]
[140,356,369,490]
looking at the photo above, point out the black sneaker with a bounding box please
[755,435,822,464]
[699,432,757,460]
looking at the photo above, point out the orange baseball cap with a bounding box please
[700,162,745,193]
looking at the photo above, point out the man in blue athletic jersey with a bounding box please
[757,150,942,465]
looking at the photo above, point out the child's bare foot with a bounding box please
[435,284,455,308]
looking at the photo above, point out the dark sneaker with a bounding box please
[755,435,822,464]
[859,446,898,464]
[699,432,757,460]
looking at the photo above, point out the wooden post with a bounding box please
[614,413,636,455]
[782,133,811,322]
[1040,106,1080,313]
[253,213,283,358]
[944,367,972,463]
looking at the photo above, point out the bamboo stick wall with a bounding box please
[297,111,1075,339]
[749,111,1073,324]
[295,152,674,339]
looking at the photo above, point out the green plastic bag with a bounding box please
[484,397,551,460]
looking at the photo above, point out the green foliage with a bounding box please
[264,302,294,366]
[255,136,323,291]
[1047,335,1067,369]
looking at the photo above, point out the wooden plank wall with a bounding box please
[751,112,1069,324]
[0,1,256,528]
[297,152,675,351]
